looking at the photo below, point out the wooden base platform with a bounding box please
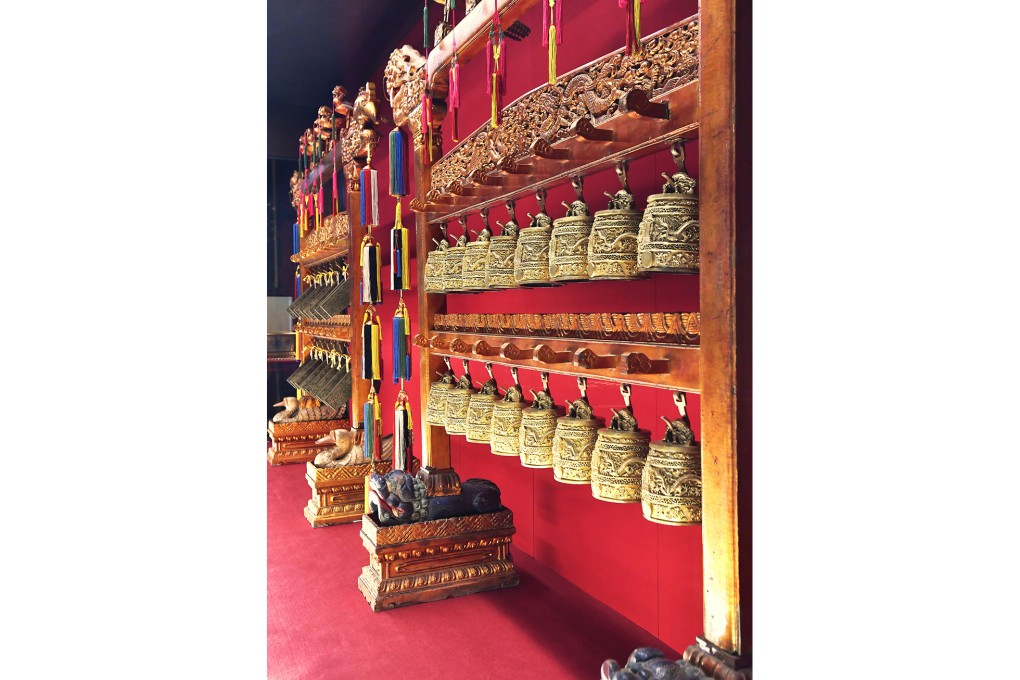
[304,458,421,527]
[266,419,347,466]
[358,508,519,611]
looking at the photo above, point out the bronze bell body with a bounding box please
[443,241,467,292]
[490,374,525,456]
[424,245,447,293]
[444,365,475,435]
[552,384,603,484]
[465,367,500,444]
[514,213,554,286]
[590,387,650,502]
[641,440,702,525]
[637,142,700,274]
[462,212,493,291]
[518,374,558,468]
[550,179,594,283]
[486,233,518,289]
[587,163,645,281]
[425,362,456,427]
[425,380,453,427]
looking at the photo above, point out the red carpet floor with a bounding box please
[268,463,680,679]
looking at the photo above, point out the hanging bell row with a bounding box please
[422,367,702,526]
[421,142,699,294]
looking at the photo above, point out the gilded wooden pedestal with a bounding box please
[357,509,519,611]
[267,419,347,466]
[304,458,420,527]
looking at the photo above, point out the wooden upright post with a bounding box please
[686,0,751,675]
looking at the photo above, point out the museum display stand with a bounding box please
[380,0,749,676]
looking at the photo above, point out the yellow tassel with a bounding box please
[364,475,371,515]
[548,25,557,85]
[634,1,642,53]
[296,387,303,399]
[491,72,499,128]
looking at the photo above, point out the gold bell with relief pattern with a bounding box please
[489,367,526,456]
[444,358,475,435]
[443,216,469,292]
[485,198,520,290]
[641,391,702,525]
[424,356,456,427]
[590,384,651,502]
[549,176,595,282]
[519,372,560,468]
[423,222,449,294]
[552,377,604,484]
[587,161,646,281]
[514,188,557,286]
[465,362,501,443]
[637,140,700,274]
[461,208,493,291]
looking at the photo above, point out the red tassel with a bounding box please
[542,0,549,46]
[555,0,563,44]
[485,36,492,95]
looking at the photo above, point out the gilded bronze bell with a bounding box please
[465,363,500,443]
[444,359,475,435]
[514,188,556,286]
[519,372,559,468]
[552,377,604,484]
[424,223,449,294]
[591,384,651,502]
[461,209,493,291]
[443,216,469,292]
[637,141,700,274]
[587,161,646,281]
[486,199,521,290]
[640,391,702,525]
[489,367,526,456]
[424,357,456,427]
[549,176,595,282]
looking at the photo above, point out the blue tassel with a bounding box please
[389,128,408,197]
[364,400,376,460]
[359,169,367,226]
[292,221,299,255]
[336,165,346,211]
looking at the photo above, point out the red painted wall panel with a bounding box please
[359,0,704,654]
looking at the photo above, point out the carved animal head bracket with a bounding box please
[479,362,500,396]
[498,198,520,238]
[604,161,636,210]
[437,356,456,384]
[561,176,590,217]
[609,383,640,431]
[434,222,450,250]
[566,376,595,420]
[661,390,695,445]
[476,207,493,240]
[529,372,555,410]
[502,366,523,402]
[662,139,698,195]
[454,358,474,390]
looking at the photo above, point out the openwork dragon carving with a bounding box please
[428,17,700,199]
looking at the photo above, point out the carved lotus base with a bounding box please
[266,419,348,466]
[304,458,420,528]
[357,508,519,611]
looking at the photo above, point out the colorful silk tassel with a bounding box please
[292,221,299,255]
[361,309,382,380]
[394,395,414,472]
[421,63,433,161]
[449,54,461,142]
[336,164,346,212]
[543,0,562,84]
[359,166,379,227]
[316,183,324,230]
[360,235,383,304]
[390,203,411,291]
[364,389,383,461]
[392,301,412,383]
[388,128,408,197]
[331,161,339,214]
[294,268,301,298]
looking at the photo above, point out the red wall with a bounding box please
[361,0,703,654]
